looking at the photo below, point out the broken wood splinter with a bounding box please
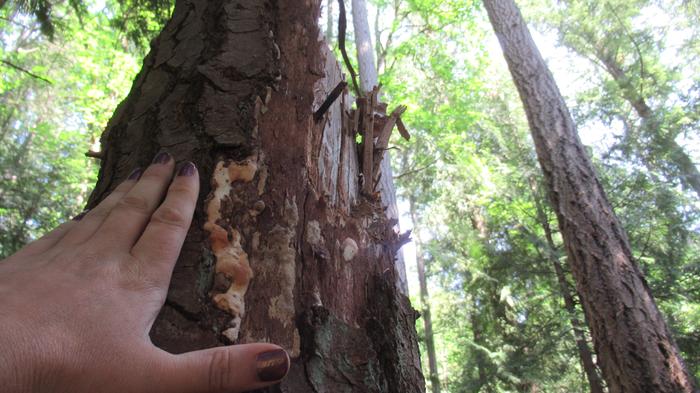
[314,80,348,122]
[396,116,411,141]
[377,105,407,146]
[85,150,104,159]
[371,105,407,179]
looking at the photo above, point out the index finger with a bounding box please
[129,162,199,287]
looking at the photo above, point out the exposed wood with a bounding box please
[352,0,407,294]
[373,105,406,179]
[375,105,406,150]
[315,43,359,213]
[84,150,104,159]
[396,117,410,140]
[362,87,378,195]
[352,102,361,136]
[86,0,425,391]
[483,0,697,391]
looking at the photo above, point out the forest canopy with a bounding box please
[1,0,698,391]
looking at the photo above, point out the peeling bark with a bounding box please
[88,0,424,391]
[483,0,698,391]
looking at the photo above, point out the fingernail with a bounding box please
[72,210,89,221]
[256,349,289,382]
[177,161,197,177]
[127,167,142,180]
[152,151,172,164]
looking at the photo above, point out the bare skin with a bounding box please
[0,152,289,393]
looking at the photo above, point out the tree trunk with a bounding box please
[87,1,424,391]
[532,188,605,393]
[326,0,334,43]
[595,50,700,199]
[351,0,408,295]
[351,0,377,95]
[408,197,441,393]
[482,0,698,391]
[470,302,491,393]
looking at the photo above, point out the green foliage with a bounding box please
[0,0,171,48]
[0,1,145,257]
[375,0,700,389]
[523,0,700,194]
[0,0,698,389]
[108,0,172,49]
[520,0,700,378]
[371,1,596,390]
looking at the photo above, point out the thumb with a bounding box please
[161,343,290,393]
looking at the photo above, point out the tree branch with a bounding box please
[337,0,360,96]
[606,3,647,98]
[1,59,52,84]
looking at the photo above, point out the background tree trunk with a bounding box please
[482,0,698,391]
[594,50,700,199]
[408,196,441,393]
[87,0,425,391]
[351,0,408,295]
[326,0,334,43]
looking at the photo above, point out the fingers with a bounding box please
[91,152,175,250]
[51,168,141,249]
[160,344,290,393]
[130,162,199,287]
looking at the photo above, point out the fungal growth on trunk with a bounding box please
[204,158,258,341]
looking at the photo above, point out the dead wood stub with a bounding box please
[314,80,347,122]
[396,117,410,141]
[349,91,410,195]
[373,105,407,177]
[85,150,104,159]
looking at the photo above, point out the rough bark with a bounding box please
[351,0,408,295]
[408,197,441,393]
[87,0,424,391]
[532,189,605,393]
[549,256,605,393]
[482,0,698,391]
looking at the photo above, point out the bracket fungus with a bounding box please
[204,158,258,341]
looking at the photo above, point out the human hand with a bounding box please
[0,152,289,393]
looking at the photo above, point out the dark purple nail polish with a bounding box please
[127,167,142,180]
[152,151,172,164]
[256,349,289,382]
[72,210,89,221]
[177,161,197,177]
